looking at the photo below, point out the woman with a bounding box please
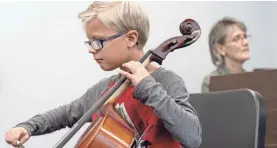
[201,17,250,93]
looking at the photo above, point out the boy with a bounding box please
[5,1,202,148]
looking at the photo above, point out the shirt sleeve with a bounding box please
[15,76,114,136]
[133,70,202,148]
[201,75,210,93]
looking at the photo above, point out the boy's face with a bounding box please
[85,18,137,71]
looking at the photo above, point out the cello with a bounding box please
[17,18,201,148]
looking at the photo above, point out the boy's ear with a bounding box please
[125,30,138,48]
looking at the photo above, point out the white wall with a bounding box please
[0,1,276,148]
[269,3,277,67]
[141,1,277,93]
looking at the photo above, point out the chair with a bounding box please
[189,89,267,148]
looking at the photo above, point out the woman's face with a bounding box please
[218,25,250,63]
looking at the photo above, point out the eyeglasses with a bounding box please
[226,33,252,43]
[84,33,123,51]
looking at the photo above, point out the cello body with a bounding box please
[75,103,136,148]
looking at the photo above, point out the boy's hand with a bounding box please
[5,127,29,147]
[119,61,150,86]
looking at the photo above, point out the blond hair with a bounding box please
[78,1,150,49]
[209,16,247,66]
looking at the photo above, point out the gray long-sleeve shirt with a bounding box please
[16,67,202,148]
